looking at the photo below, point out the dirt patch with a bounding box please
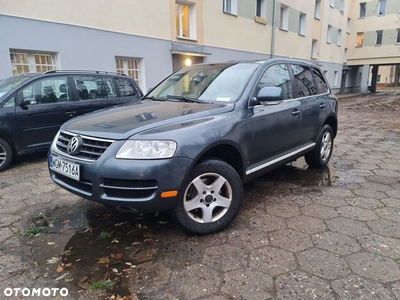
[340,94,400,113]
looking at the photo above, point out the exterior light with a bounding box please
[185,58,192,66]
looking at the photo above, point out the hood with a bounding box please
[62,99,234,140]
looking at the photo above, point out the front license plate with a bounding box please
[50,155,80,180]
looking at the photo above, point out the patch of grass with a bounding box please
[96,231,113,240]
[23,227,45,237]
[89,279,115,291]
[37,213,56,226]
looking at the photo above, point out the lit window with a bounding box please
[280,5,289,30]
[327,25,332,44]
[311,39,318,59]
[223,0,237,15]
[176,2,196,39]
[347,18,351,33]
[10,50,57,76]
[357,32,364,47]
[329,0,334,8]
[299,13,306,36]
[314,0,321,19]
[256,0,266,19]
[359,3,366,18]
[376,31,383,45]
[379,0,386,15]
[337,29,342,46]
[116,57,143,89]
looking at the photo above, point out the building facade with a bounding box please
[0,0,399,93]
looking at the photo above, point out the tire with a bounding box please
[172,159,243,235]
[305,124,333,168]
[0,138,12,172]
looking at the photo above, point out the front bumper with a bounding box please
[48,141,193,213]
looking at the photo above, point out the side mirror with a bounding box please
[21,97,37,106]
[257,87,284,103]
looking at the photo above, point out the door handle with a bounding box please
[291,109,300,116]
[319,103,326,109]
[65,111,76,116]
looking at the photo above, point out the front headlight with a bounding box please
[116,140,177,159]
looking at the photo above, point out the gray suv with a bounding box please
[48,59,338,235]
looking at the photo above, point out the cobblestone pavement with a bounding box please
[0,94,399,300]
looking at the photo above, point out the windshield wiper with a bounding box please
[142,96,165,101]
[166,95,206,103]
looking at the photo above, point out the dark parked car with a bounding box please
[48,59,338,235]
[0,70,143,171]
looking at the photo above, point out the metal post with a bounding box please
[271,0,277,58]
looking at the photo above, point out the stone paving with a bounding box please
[0,95,399,299]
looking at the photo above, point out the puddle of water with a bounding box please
[27,205,174,298]
[259,157,337,187]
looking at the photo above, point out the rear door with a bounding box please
[15,75,77,152]
[72,75,140,116]
[250,63,301,170]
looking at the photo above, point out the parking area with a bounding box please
[0,93,400,300]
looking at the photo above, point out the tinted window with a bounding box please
[115,77,136,96]
[19,76,70,104]
[312,67,329,94]
[73,76,117,100]
[290,65,317,97]
[255,64,293,100]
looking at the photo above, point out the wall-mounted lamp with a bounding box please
[185,58,192,66]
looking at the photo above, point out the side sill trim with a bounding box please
[245,143,316,175]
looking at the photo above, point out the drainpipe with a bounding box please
[270,0,277,58]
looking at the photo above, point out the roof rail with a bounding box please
[43,70,127,76]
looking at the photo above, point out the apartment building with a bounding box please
[0,0,399,93]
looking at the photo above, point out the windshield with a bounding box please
[0,74,37,98]
[148,63,259,103]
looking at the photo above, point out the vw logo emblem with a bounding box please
[67,136,82,155]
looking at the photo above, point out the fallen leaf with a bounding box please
[47,257,61,264]
[125,262,132,266]
[112,268,118,273]
[64,263,73,268]
[144,238,155,243]
[115,253,123,260]
[110,253,115,258]
[131,242,141,245]
[125,247,131,250]
[76,258,81,262]
[122,268,133,273]
[98,257,110,264]
[380,244,389,248]
[47,242,56,245]
[55,273,67,281]
[62,219,70,224]
[111,238,120,243]
[64,277,73,282]
[56,265,64,273]
[114,222,126,227]
[78,276,88,284]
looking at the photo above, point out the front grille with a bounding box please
[53,173,92,194]
[56,131,113,161]
[102,178,158,199]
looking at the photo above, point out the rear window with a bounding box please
[72,76,117,100]
[115,77,136,96]
[290,64,317,97]
[312,67,329,94]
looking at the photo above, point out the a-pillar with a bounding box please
[360,64,370,94]
[370,65,379,93]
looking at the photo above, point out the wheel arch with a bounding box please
[0,131,17,155]
[324,115,337,138]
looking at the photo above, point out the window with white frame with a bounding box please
[327,25,332,43]
[256,0,266,19]
[280,5,289,30]
[329,0,334,8]
[340,0,345,12]
[359,3,366,18]
[10,50,57,76]
[376,30,383,45]
[311,39,318,59]
[333,71,338,87]
[314,0,321,19]
[337,29,342,46]
[343,48,348,62]
[347,18,351,33]
[397,29,400,44]
[378,0,386,15]
[176,2,196,39]
[299,13,306,36]
[223,0,238,15]
[115,57,142,88]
